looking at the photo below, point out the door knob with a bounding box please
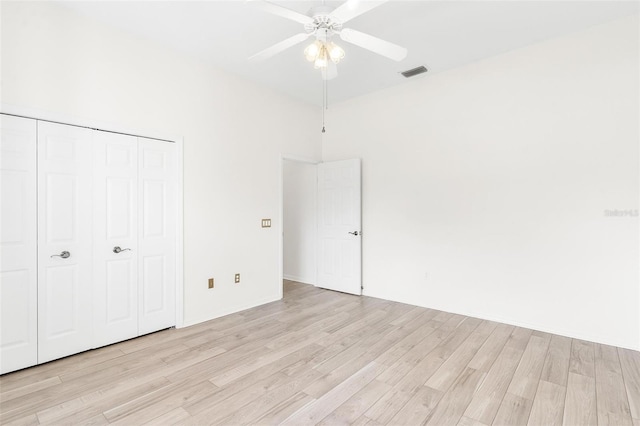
[51,251,71,259]
[113,246,131,254]
[348,231,359,236]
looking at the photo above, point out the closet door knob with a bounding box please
[51,251,71,259]
[113,246,131,254]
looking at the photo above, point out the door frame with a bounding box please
[0,104,185,328]
[278,154,321,299]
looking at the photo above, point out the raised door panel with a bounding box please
[38,121,93,363]
[317,159,362,295]
[138,138,176,335]
[0,114,38,374]
[93,131,138,348]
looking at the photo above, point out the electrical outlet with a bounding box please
[208,278,214,289]
[235,273,240,283]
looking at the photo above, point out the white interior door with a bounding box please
[38,121,93,363]
[138,137,176,335]
[0,114,38,374]
[93,131,139,347]
[317,159,362,295]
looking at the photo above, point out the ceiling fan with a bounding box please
[248,0,408,80]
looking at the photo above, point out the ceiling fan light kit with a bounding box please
[304,40,345,69]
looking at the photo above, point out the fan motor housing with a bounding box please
[305,6,343,33]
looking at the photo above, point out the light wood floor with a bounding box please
[1,280,639,425]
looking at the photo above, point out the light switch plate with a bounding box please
[208,278,214,289]
[261,219,272,228]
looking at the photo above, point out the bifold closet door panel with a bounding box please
[93,131,139,348]
[37,121,94,364]
[138,137,176,335]
[0,115,38,374]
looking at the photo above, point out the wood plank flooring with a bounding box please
[1,280,639,425]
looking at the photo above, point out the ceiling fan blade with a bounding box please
[322,61,338,81]
[339,28,407,61]
[330,0,387,24]
[249,33,311,61]
[247,0,314,25]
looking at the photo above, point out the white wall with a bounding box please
[323,16,640,350]
[283,160,317,285]
[1,2,321,326]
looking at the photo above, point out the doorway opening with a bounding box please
[279,155,363,298]
[280,157,319,298]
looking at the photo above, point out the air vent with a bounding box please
[401,66,428,78]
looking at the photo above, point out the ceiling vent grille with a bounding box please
[401,66,428,78]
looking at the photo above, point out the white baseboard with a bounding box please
[283,274,316,286]
[180,295,280,329]
[363,289,640,352]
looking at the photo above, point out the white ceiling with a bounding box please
[61,1,638,106]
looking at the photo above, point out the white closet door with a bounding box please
[0,115,38,374]
[38,121,93,363]
[138,137,176,335]
[93,131,139,347]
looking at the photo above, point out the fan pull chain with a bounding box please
[322,77,327,133]
[322,27,328,134]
